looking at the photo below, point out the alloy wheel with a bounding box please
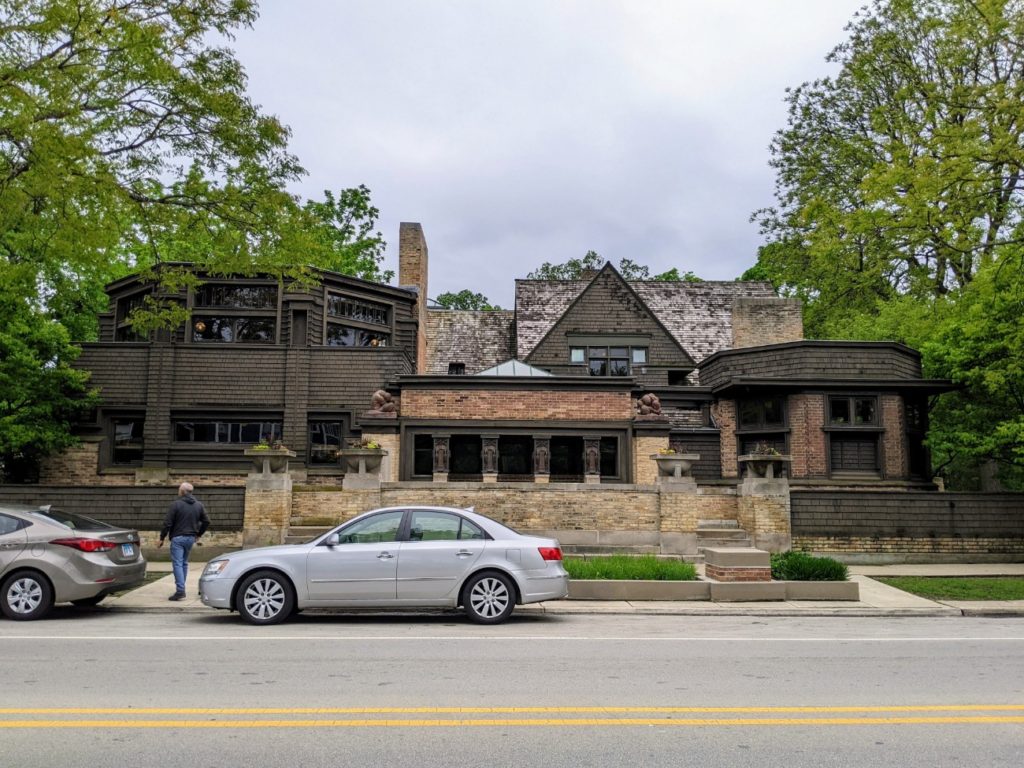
[7,577,43,615]
[242,578,286,620]
[469,576,510,619]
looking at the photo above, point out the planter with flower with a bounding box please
[650,447,701,481]
[737,442,792,479]
[244,439,296,474]
[338,437,387,476]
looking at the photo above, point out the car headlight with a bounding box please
[202,560,230,577]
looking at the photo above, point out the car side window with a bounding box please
[0,514,27,536]
[408,511,460,542]
[337,511,403,544]
[459,518,486,540]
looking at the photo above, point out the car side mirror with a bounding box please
[324,533,341,547]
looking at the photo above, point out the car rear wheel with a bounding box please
[236,570,295,625]
[1,571,54,621]
[463,571,515,624]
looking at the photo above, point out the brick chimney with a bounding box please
[398,222,429,373]
[731,298,804,349]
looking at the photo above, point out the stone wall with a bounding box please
[633,435,668,485]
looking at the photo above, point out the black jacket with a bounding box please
[160,494,210,541]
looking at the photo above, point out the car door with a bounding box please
[0,513,29,577]
[304,510,404,603]
[397,510,486,601]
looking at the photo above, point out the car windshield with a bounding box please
[29,508,117,531]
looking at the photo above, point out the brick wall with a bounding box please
[400,388,634,421]
[731,298,803,349]
[712,400,738,478]
[633,435,668,485]
[789,393,827,478]
[38,441,135,486]
[881,394,906,479]
[660,488,738,532]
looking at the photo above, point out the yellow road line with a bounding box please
[1,716,1024,729]
[2,705,1023,715]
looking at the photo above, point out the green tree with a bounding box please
[303,185,393,282]
[527,251,700,281]
[0,0,311,470]
[751,0,1024,487]
[434,290,501,311]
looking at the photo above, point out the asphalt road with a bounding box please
[2,609,1023,767]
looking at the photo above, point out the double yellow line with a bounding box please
[1,705,1022,729]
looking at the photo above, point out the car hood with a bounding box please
[213,542,311,563]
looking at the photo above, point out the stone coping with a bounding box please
[568,578,859,602]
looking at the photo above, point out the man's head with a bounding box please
[178,482,194,496]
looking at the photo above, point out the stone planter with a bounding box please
[568,579,710,601]
[650,453,700,480]
[737,453,792,479]
[244,448,296,474]
[339,448,385,476]
[783,580,860,601]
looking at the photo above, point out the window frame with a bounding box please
[188,280,280,345]
[568,344,649,376]
[323,289,394,348]
[824,394,883,477]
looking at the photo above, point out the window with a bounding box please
[498,435,532,475]
[667,370,689,386]
[325,293,392,348]
[0,513,29,536]
[408,510,486,542]
[828,395,880,475]
[174,420,281,444]
[413,434,434,476]
[738,397,785,429]
[115,292,150,342]
[191,284,278,344]
[335,511,403,544]
[325,324,389,347]
[112,419,144,465]
[448,362,466,375]
[569,345,648,376]
[906,398,929,478]
[194,285,277,309]
[308,421,345,464]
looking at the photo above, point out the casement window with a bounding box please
[114,292,150,342]
[325,292,392,347]
[111,418,144,465]
[827,395,880,474]
[173,420,281,444]
[569,345,648,376]
[736,396,788,455]
[448,362,466,375]
[191,283,278,344]
[905,397,929,478]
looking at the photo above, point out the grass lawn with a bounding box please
[563,555,697,581]
[877,576,1024,601]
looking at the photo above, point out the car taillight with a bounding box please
[538,547,562,561]
[51,538,116,552]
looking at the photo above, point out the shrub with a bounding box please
[770,550,848,581]
[563,555,697,581]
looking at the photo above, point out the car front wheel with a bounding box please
[236,570,295,625]
[1,571,54,621]
[463,571,515,624]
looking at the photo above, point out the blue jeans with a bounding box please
[169,535,196,594]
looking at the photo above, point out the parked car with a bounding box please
[0,505,146,620]
[200,506,568,625]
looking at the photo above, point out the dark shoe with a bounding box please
[168,592,186,601]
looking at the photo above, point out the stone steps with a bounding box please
[696,519,753,552]
[285,525,332,544]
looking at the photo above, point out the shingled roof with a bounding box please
[514,278,777,365]
[424,309,515,375]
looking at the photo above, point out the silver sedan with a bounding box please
[0,505,146,620]
[200,506,568,625]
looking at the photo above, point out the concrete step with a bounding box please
[696,527,750,539]
[697,519,741,529]
[697,536,753,550]
[289,517,338,527]
[285,526,332,544]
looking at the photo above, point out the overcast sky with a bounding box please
[231,1,864,308]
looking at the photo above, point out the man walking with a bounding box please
[158,482,210,601]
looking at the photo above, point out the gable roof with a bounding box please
[424,309,515,375]
[515,275,777,364]
[522,262,694,366]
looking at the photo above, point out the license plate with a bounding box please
[121,544,135,558]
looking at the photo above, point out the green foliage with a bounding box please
[770,551,849,581]
[527,251,700,282]
[303,186,393,282]
[563,555,698,581]
[751,0,1024,487]
[876,576,1024,601]
[434,290,501,311]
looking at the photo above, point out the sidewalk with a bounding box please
[107,561,1024,617]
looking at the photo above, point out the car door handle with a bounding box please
[377,552,394,560]
[455,550,473,557]
[0,543,20,550]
